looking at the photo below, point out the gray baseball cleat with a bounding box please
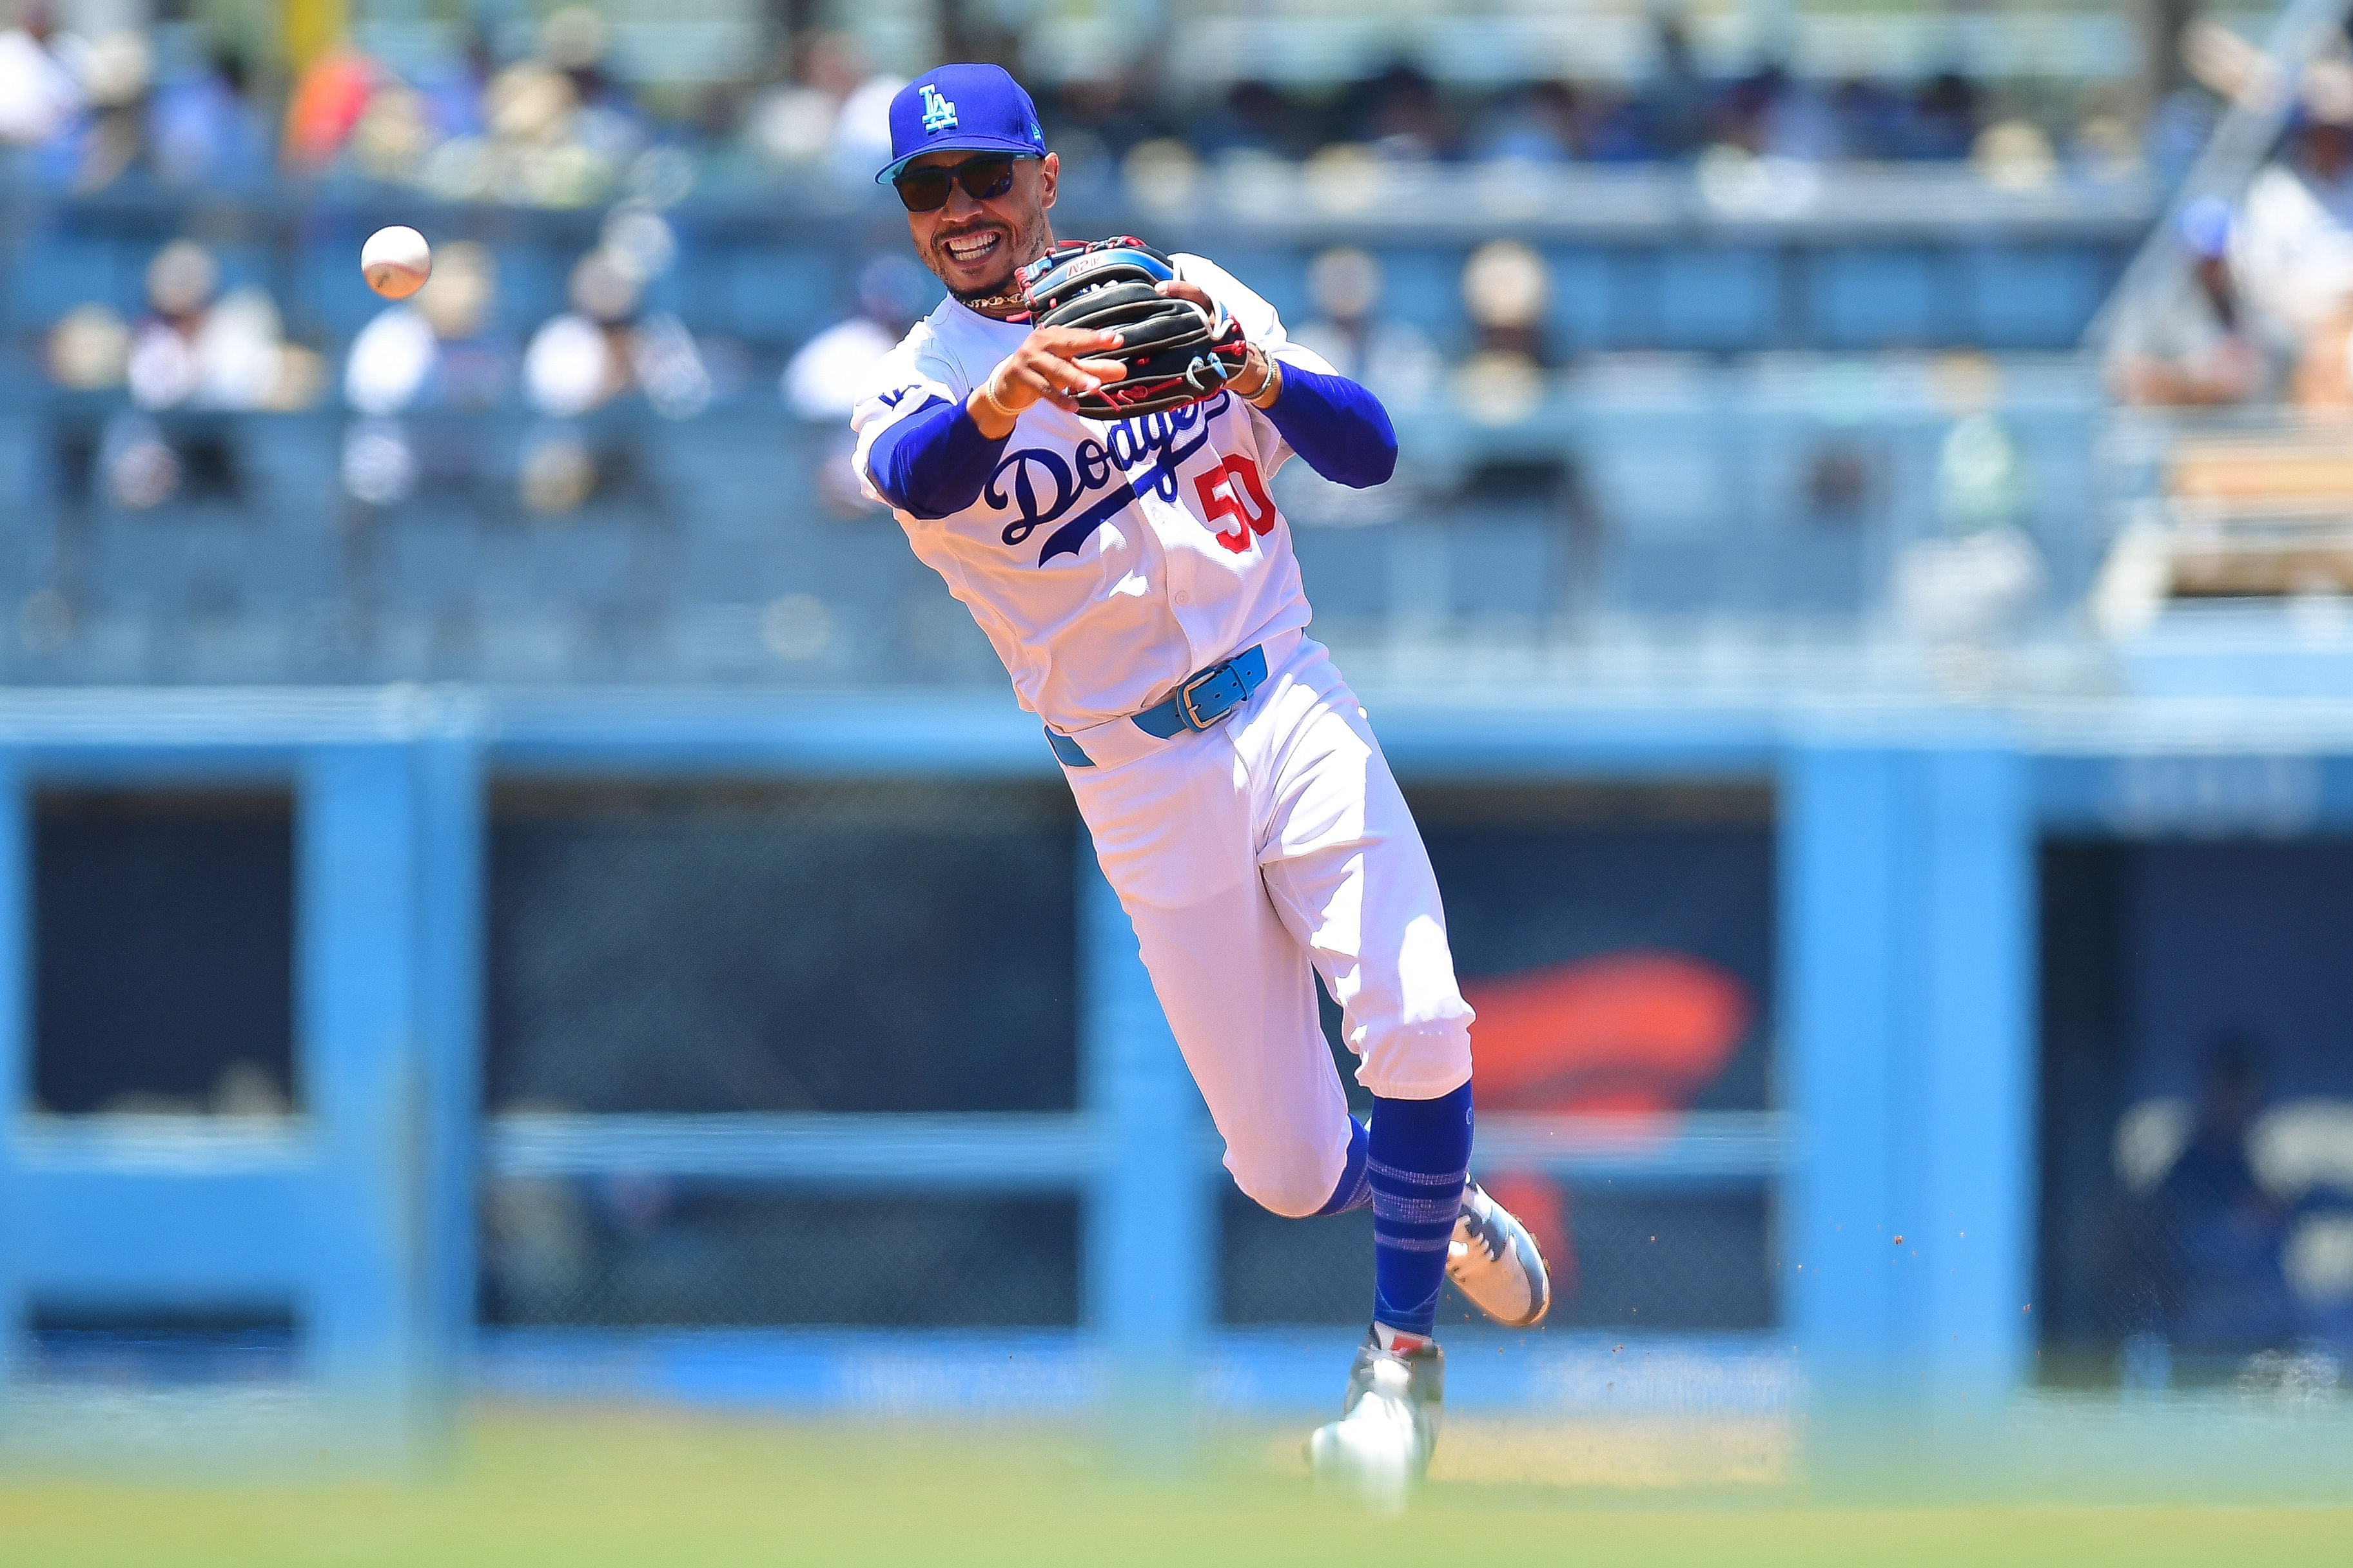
[1445,1179,1552,1328]
[1307,1331,1444,1510]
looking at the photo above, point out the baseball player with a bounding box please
[851,64,1550,1500]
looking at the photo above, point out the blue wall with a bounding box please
[2,689,2351,1464]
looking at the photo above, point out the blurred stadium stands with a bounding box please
[1,186,2133,688]
[2,0,2353,1502]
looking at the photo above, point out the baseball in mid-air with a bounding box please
[361,226,432,299]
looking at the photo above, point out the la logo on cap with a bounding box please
[920,84,957,133]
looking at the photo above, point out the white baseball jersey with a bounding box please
[850,256,1336,733]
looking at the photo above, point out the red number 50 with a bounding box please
[1193,454,1278,554]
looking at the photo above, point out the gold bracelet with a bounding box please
[972,378,1017,425]
[1243,354,1283,409]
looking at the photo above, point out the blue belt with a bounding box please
[1046,644,1267,769]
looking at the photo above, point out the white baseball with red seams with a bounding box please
[360,226,432,300]
[850,254,1473,1214]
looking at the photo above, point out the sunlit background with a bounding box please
[3,0,2353,1557]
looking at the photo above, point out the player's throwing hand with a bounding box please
[968,327,1128,435]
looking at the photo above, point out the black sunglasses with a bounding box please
[892,153,1035,213]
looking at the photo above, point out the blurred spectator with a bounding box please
[784,256,935,516]
[1972,121,2060,191]
[524,255,653,417]
[2268,257,2353,409]
[746,31,860,169]
[829,61,903,186]
[1289,246,1438,407]
[126,240,320,413]
[344,311,438,510]
[282,46,378,173]
[521,227,708,514]
[1191,79,1303,162]
[0,15,2133,203]
[1354,63,1452,162]
[1902,72,1980,160]
[1276,247,1429,527]
[417,29,494,143]
[2069,86,2144,182]
[2143,1035,2301,1357]
[2111,196,2274,407]
[1893,354,2043,644]
[1467,82,1579,164]
[1705,64,1848,163]
[742,30,896,183]
[525,235,705,420]
[1453,239,1554,425]
[1754,67,1846,163]
[1579,87,1654,164]
[1635,16,1710,160]
[342,242,510,505]
[0,2,81,150]
[2234,119,2353,342]
[782,256,933,421]
[2290,275,2353,409]
[1711,66,1779,156]
[540,6,646,171]
[1462,240,1554,365]
[1829,77,1908,161]
[1040,73,1158,174]
[44,301,129,391]
[149,46,266,188]
[355,12,676,207]
[86,239,322,510]
[52,28,152,191]
[348,77,437,184]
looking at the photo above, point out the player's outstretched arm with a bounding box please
[865,327,1127,519]
[1155,279,1398,490]
[1244,359,1397,489]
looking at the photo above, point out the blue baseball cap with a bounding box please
[2178,194,2233,261]
[875,64,1048,185]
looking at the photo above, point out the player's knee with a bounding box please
[1225,1150,1339,1219]
[1236,1174,1332,1220]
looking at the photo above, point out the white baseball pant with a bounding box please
[1062,631,1476,1217]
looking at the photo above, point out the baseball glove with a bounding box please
[1018,237,1253,419]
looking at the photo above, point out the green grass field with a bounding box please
[3,1406,2350,1567]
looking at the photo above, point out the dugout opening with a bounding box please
[30,788,297,1117]
[2036,837,2353,1388]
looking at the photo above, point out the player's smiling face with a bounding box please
[905,150,1059,310]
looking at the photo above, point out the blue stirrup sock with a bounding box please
[1367,1079,1474,1339]
[1312,1116,1372,1215]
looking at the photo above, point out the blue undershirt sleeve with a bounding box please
[865,394,1010,520]
[1260,363,1398,490]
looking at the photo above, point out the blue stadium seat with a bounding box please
[1206,247,1307,324]
[710,246,845,345]
[8,236,137,328]
[1806,246,1946,349]
[1545,247,1617,353]
[1289,522,1398,623]
[1965,244,2114,350]
[1371,247,1469,349]
[1654,246,1779,352]
[1446,512,1559,618]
